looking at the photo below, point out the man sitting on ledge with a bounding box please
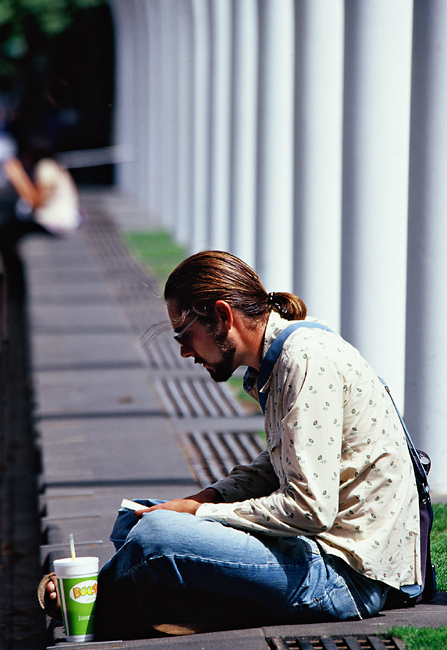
[44,250,422,640]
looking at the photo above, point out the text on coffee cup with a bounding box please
[69,580,98,604]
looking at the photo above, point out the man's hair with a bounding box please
[164,250,306,323]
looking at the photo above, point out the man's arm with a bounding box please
[208,450,280,502]
[133,487,223,518]
[194,346,344,537]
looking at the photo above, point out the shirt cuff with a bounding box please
[195,502,230,525]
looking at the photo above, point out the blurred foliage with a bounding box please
[0,0,105,83]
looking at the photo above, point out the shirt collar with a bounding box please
[242,312,294,394]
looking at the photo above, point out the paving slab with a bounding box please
[32,333,142,372]
[34,367,164,418]
[29,302,131,332]
[39,416,194,485]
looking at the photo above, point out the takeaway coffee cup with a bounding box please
[54,557,99,643]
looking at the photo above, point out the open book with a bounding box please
[120,499,145,511]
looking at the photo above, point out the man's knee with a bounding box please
[128,510,197,557]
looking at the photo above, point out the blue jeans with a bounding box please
[94,499,388,640]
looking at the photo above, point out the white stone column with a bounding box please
[159,0,180,230]
[146,0,163,221]
[190,0,211,251]
[342,0,413,410]
[293,1,344,331]
[405,1,447,496]
[108,0,138,194]
[256,0,295,292]
[229,0,258,268]
[133,0,150,208]
[208,0,232,251]
[174,1,194,246]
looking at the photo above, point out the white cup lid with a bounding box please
[54,556,99,577]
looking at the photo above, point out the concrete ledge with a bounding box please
[48,595,447,649]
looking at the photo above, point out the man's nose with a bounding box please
[180,343,194,359]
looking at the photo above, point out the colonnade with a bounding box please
[108,0,447,497]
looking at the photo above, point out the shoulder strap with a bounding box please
[257,321,333,414]
[379,378,435,602]
[379,378,430,493]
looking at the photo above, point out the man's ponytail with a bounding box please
[267,291,307,321]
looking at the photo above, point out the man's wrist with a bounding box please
[195,487,224,504]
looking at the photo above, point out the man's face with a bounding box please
[167,300,237,382]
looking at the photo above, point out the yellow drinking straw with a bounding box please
[69,533,76,560]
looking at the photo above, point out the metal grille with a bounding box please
[156,377,247,418]
[85,210,159,301]
[178,430,264,485]
[268,636,406,650]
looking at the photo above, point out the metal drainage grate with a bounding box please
[85,210,159,300]
[178,430,264,485]
[157,376,247,418]
[267,637,406,650]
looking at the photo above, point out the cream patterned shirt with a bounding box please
[196,314,421,590]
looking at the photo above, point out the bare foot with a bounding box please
[47,579,58,602]
[37,573,62,619]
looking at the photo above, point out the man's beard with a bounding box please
[207,328,236,383]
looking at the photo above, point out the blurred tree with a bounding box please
[0,0,105,89]
[0,0,114,185]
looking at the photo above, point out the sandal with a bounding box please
[37,572,62,620]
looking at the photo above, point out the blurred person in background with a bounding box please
[0,132,80,297]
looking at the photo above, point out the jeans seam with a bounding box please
[145,552,306,570]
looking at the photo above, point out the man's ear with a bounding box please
[213,300,233,331]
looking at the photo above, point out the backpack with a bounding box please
[257,320,436,605]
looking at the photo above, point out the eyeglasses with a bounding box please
[173,315,199,345]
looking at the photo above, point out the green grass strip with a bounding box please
[431,503,447,591]
[388,503,447,648]
[122,230,187,290]
[387,625,447,650]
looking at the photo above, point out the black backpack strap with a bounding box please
[379,379,436,603]
[257,321,333,414]
[379,379,430,494]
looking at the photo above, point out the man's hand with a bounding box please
[133,487,222,519]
